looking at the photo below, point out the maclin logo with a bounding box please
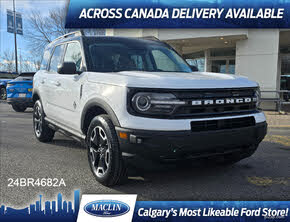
[84,200,130,217]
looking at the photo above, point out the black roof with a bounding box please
[50,35,168,48]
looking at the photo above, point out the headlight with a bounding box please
[254,87,261,108]
[131,92,186,115]
[7,84,13,87]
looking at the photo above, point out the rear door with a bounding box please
[44,44,65,120]
[35,48,52,112]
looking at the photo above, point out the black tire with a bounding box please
[0,87,7,100]
[218,145,258,165]
[33,100,55,142]
[87,114,127,186]
[12,104,27,112]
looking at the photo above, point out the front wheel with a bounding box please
[33,100,55,142]
[87,115,127,186]
[12,104,27,112]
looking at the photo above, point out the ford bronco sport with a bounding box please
[33,31,267,186]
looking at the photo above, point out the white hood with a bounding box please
[87,71,258,89]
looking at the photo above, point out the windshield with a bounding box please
[85,41,192,73]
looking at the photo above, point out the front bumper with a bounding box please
[7,97,34,107]
[116,121,267,164]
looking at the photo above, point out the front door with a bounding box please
[52,41,86,130]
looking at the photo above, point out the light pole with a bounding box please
[13,0,18,74]
[18,48,22,73]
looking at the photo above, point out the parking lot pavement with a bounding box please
[0,103,289,208]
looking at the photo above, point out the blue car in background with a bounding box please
[7,72,35,112]
[0,72,17,100]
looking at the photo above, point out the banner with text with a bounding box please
[65,0,290,28]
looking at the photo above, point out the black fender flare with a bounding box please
[81,98,120,133]
[32,89,41,103]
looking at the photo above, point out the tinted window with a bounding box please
[85,41,191,73]
[49,45,64,72]
[19,72,35,77]
[40,49,51,70]
[15,72,35,81]
[64,42,83,72]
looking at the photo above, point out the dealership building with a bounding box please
[105,29,290,106]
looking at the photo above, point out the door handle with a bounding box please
[41,79,45,84]
[55,81,61,87]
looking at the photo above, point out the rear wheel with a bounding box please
[0,87,7,100]
[12,104,27,112]
[33,100,55,142]
[87,115,127,186]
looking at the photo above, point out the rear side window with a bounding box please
[64,42,83,72]
[49,45,64,72]
[40,49,51,70]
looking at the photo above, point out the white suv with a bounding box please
[33,31,267,186]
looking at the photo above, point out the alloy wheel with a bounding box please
[34,105,42,137]
[89,126,111,178]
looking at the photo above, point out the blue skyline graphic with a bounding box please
[0,190,80,222]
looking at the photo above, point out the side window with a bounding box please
[49,45,64,72]
[40,49,51,70]
[64,42,83,72]
[151,50,178,71]
[130,55,144,70]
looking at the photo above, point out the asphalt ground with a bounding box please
[0,103,289,208]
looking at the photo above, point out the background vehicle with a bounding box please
[0,72,17,100]
[33,32,267,186]
[7,72,35,112]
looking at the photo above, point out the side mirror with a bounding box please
[57,62,77,75]
[190,65,199,72]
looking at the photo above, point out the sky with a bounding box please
[0,0,67,71]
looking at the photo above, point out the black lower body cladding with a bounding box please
[116,121,267,166]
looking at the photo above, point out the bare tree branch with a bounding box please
[24,8,68,59]
[0,50,15,72]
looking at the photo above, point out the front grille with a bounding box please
[172,88,257,118]
[191,116,255,132]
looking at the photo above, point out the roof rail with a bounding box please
[51,30,85,44]
[139,36,160,41]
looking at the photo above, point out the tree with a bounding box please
[25,8,68,58]
[0,50,15,72]
[24,7,105,61]
[0,49,40,73]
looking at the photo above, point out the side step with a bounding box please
[45,117,86,144]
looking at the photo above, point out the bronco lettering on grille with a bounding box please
[191,97,257,106]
